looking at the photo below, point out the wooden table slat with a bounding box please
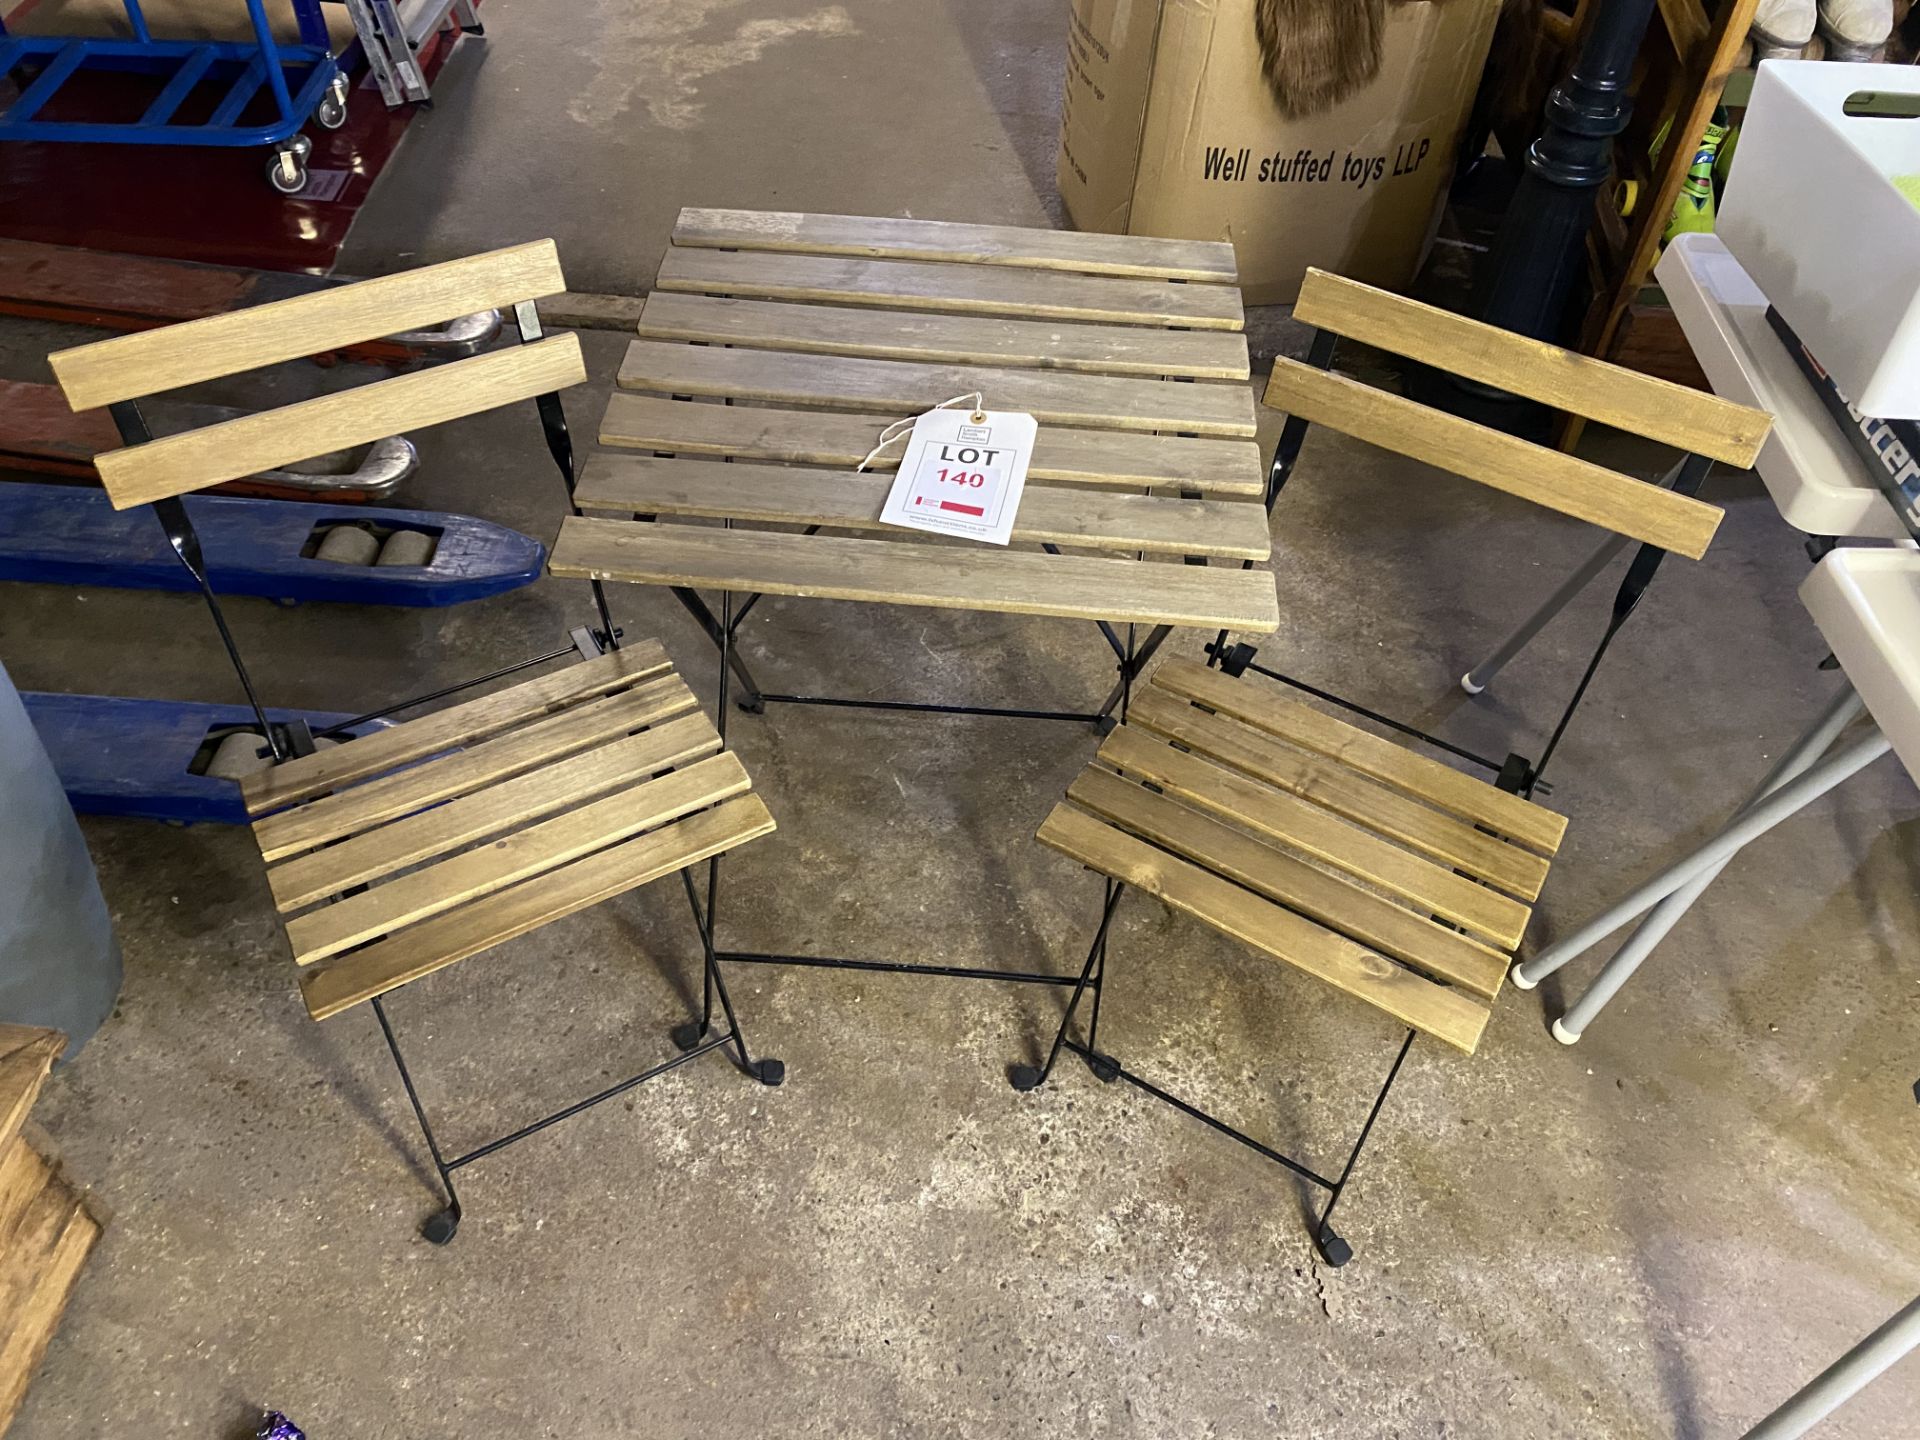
[574,456,1271,560]
[636,292,1251,380]
[654,247,1245,330]
[551,517,1280,632]
[597,395,1265,496]
[672,208,1239,283]
[618,339,1258,438]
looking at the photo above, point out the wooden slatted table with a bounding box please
[547,208,1279,991]
[550,207,1279,656]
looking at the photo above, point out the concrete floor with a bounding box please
[5,2,1920,1435]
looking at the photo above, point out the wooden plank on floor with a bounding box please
[0,1029,63,1159]
[598,394,1265,496]
[1291,269,1769,468]
[618,340,1258,438]
[1263,358,1724,559]
[1097,726,1529,950]
[50,240,567,411]
[655,247,1245,330]
[672,208,1240,283]
[252,673,697,862]
[1127,688,1550,899]
[1037,803,1490,1053]
[0,1147,99,1434]
[1068,765,1509,997]
[550,518,1281,631]
[242,641,673,818]
[573,456,1271,560]
[635,292,1250,380]
[1152,660,1567,854]
[300,794,776,1020]
[286,754,752,965]
[266,712,722,911]
[93,336,589,510]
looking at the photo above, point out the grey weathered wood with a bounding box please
[672,208,1239,282]
[618,340,1257,437]
[635,292,1250,380]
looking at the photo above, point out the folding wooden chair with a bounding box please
[1012,269,1772,1265]
[46,243,784,1244]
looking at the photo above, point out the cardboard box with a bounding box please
[1059,0,1501,305]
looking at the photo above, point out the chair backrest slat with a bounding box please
[1263,357,1723,559]
[1291,268,1770,469]
[94,334,586,509]
[49,239,567,412]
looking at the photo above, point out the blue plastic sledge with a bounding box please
[26,693,391,825]
[0,483,546,607]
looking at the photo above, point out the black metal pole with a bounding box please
[1424,0,1660,433]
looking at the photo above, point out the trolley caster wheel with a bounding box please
[748,1057,785,1087]
[421,1206,460,1245]
[267,150,309,194]
[668,1020,708,1052]
[315,74,349,130]
[1314,1226,1353,1268]
[1007,1063,1045,1093]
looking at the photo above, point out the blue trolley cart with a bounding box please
[0,0,347,193]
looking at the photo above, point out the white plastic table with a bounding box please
[1501,234,1917,1039]
[1656,232,1905,541]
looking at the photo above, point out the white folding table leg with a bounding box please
[1741,1295,1920,1440]
[1513,686,1867,1037]
[1511,717,1891,994]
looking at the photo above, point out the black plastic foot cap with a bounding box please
[737,696,766,715]
[1008,1063,1045,1093]
[1085,1051,1121,1084]
[1094,714,1119,736]
[1315,1228,1352,1268]
[422,1207,460,1246]
[750,1057,785,1087]
[669,1020,708,1052]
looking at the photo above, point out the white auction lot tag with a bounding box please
[877,407,1038,547]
